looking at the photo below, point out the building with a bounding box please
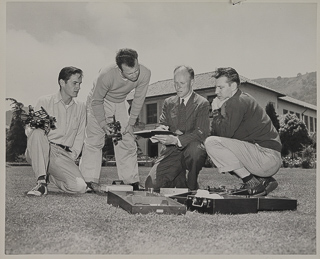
[128,71,317,157]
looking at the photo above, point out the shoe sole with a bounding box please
[27,191,47,196]
[251,190,267,197]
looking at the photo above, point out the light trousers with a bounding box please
[204,136,281,177]
[25,129,87,193]
[79,99,139,184]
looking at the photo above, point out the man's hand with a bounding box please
[175,129,184,136]
[151,134,178,146]
[102,124,113,135]
[155,124,169,131]
[123,124,134,137]
[211,97,223,111]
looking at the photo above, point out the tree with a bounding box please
[279,113,311,158]
[6,98,27,162]
[265,102,280,132]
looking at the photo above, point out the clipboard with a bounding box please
[133,130,177,138]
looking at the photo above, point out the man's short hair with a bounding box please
[212,67,240,86]
[174,65,195,80]
[58,67,83,85]
[116,48,138,70]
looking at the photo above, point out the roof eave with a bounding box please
[242,80,286,97]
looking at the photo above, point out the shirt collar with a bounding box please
[53,91,75,106]
[180,91,193,104]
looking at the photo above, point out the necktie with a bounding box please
[178,99,187,133]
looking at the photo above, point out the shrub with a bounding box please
[301,160,312,169]
[301,144,315,169]
[282,157,302,168]
[16,154,27,163]
[279,113,312,157]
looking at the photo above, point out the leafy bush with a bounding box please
[282,157,302,168]
[301,160,312,169]
[279,113,311,157]
[282,143,316,169]
[16,154,27,163]
[301,144,315,169]
[6,98,28,162]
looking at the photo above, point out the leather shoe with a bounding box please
[256,176,278,194]
[130,182,145,191]
[241,182,267,196]
[247,182,267,196]
[86,182,101,193]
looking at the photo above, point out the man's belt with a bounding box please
[50,142,71,152]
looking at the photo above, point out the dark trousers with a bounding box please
[145,141,207,191]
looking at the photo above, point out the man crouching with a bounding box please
[25,67,88,196]
[205,67,282,196]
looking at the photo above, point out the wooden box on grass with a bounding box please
[107,191,187,215]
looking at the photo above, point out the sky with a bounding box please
[3,0,318,109]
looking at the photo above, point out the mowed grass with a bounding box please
[5,165,316,255]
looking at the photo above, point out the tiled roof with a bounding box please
[128,71,316,112]
[279,95,317,110]
[128,71,285,100]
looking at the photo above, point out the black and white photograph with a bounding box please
[2,0,318,257]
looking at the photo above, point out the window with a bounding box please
[310,117,314,132]
[146,103,157,124]
[148,140,159,158]
[304,115,309,129]
[315,118,317,132]
[283,109,288,114]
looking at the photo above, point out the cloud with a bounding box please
[5,2,317,107]
[6,29,112,105]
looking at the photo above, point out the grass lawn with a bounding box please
[5,165,317,255]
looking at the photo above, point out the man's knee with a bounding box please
[204,136,221,147]
[83,140,104,151]
[204,136,226,155]
[74,177,87,193]
[27,128,47,143]
[83,125,105,149]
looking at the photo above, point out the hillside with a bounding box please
[253,72,317,106]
